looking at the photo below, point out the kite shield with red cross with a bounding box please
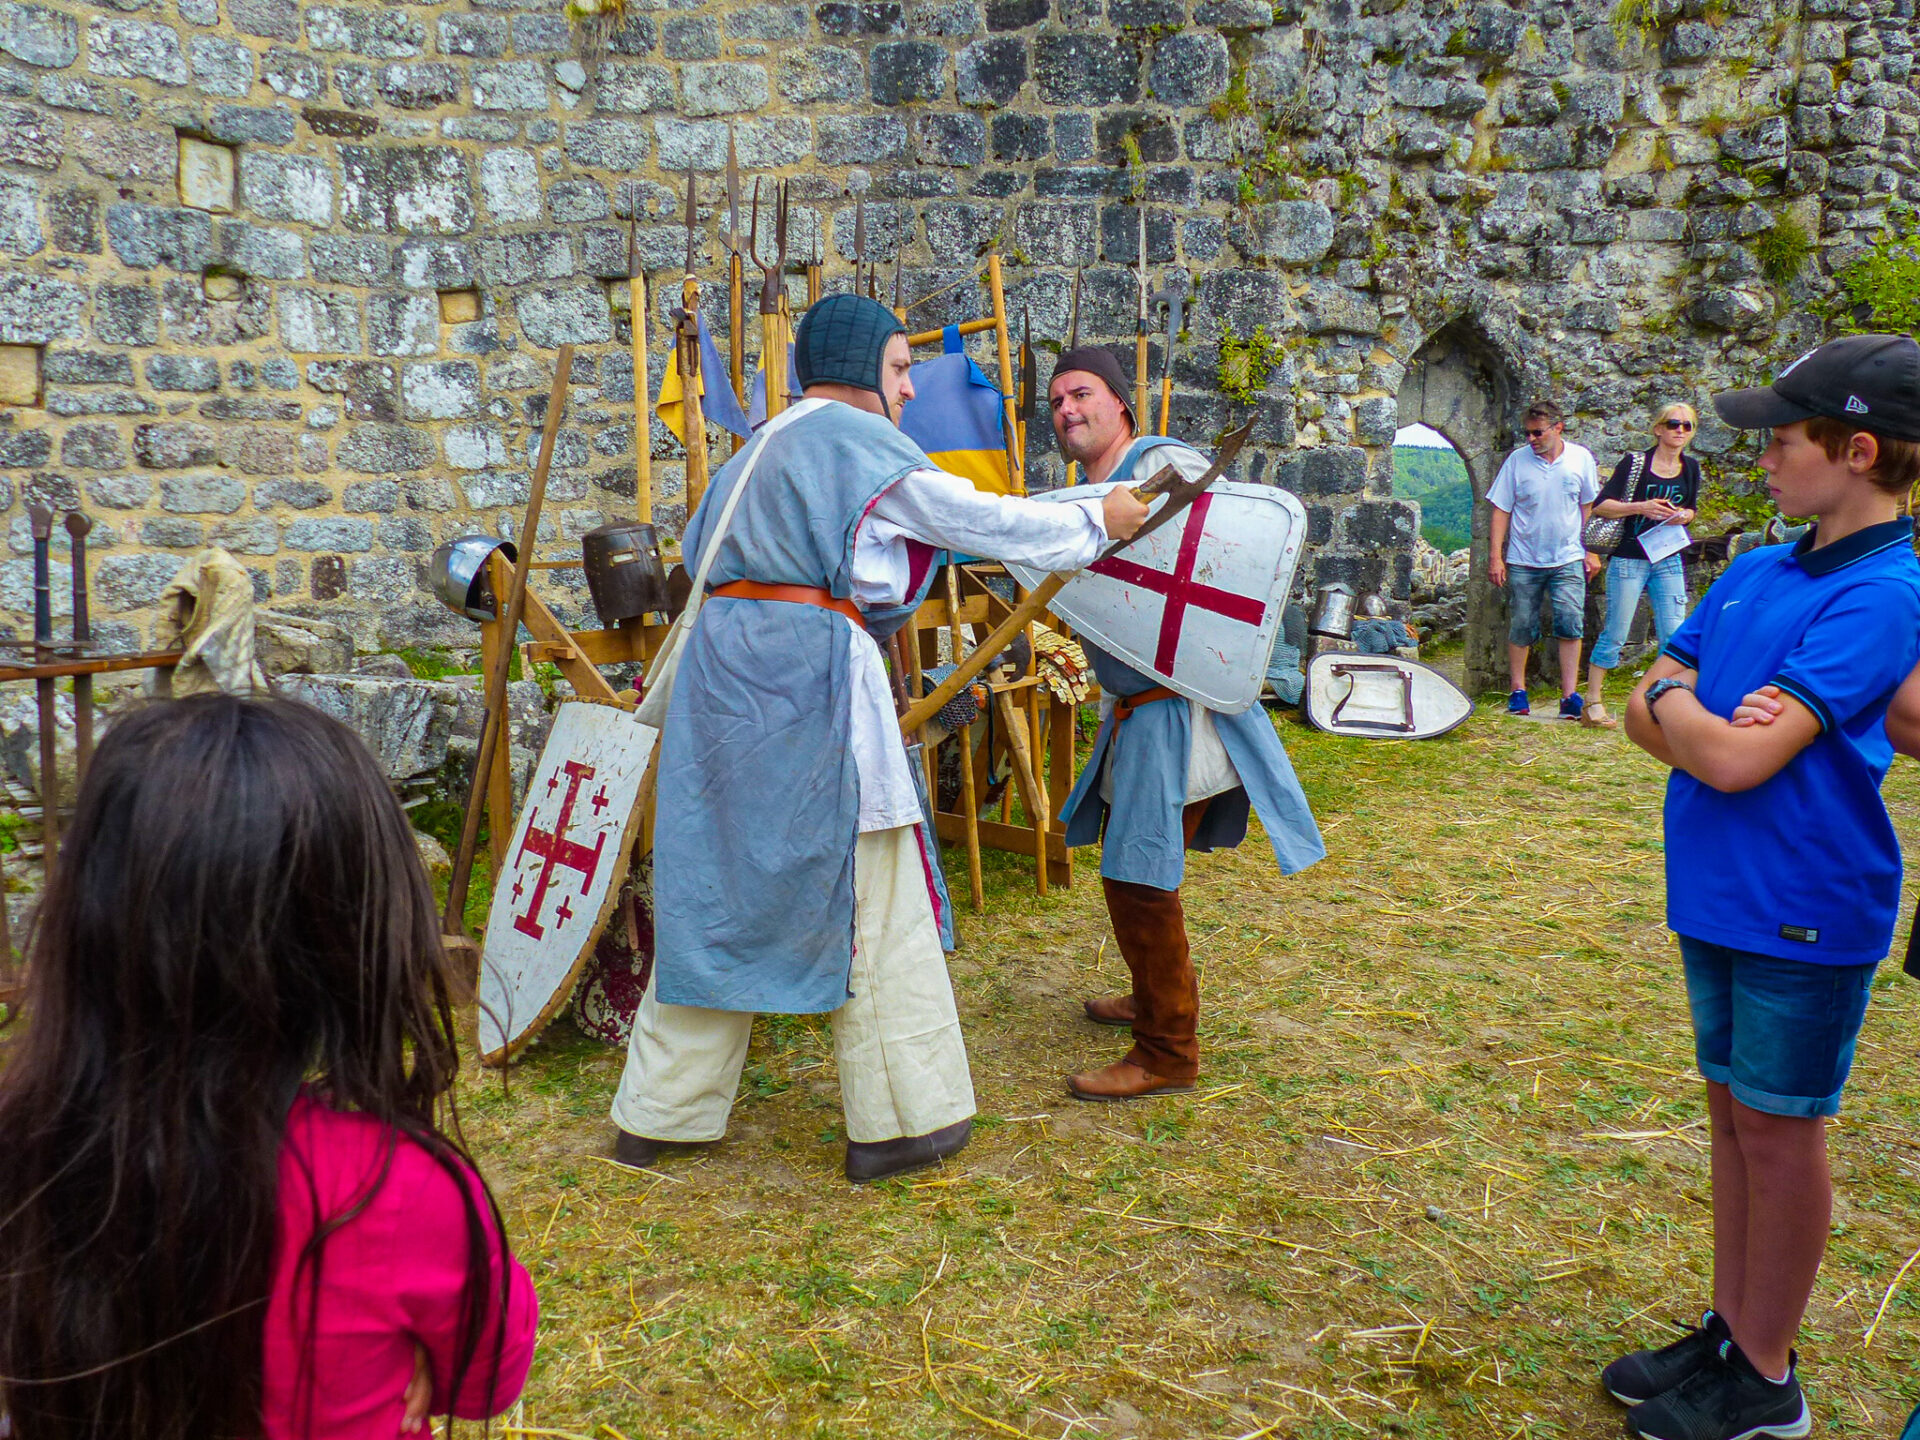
[478,700,658,1066]
[1006,480,1308,714]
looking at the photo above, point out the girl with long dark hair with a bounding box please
[0,695,537,1439]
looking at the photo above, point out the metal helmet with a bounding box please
[430,535,519,622]
[1358,593,1389,618]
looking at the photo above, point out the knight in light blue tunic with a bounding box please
[1046,347,1326,1103]
[610,297,1143,1186]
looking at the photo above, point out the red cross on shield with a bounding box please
[1006,479,1308,714]
[512,759,607,941]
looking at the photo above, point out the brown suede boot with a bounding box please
[1082,994,1136,1026]
[1078,877,1199,1088]
[1067,1058,1196,1101]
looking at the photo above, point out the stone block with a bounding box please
[955,36,1025,105]
[311,234,392,283]
[780,46,863,103]
[96,553,186,612]
[597,62,674,112]
[62,423,125,469]
[915,111,986,166]
[1664,20,1716,62]
[0,424,46,465]
[73,119,174,183]
[662,14,721,58]
[186,34,255,97]
[1232,199,1334,264]
[565,117,650,168]
[87,15,189,84]
[104,202,212,272]
[1352,395,1398,445]
[366,290,439,356]
[1279,444,1367,496]
[682,60,768,115]
[87,474,150,507]
[256,476,332,507]
[728,5,809,40]
[278,288,363,353]
[47,188,96,253]
[401,360,481,419]
[439,288,481,324]
[220,425,298,473]
[305,6,423,58]
[815,113,910,164]
[135,422,217,469]
[991,111,1048,160]
[340,146,473,235]
[1035,35,1139,105]
[1496,125,1575,169]
[870,40,947,103]
[0,172,34,258]
[444,422,509,469]
[0,343,37,406]
[510,13,570,53]
[94,284,157,345]
[0,2,76,68]
[548,180,607,223]
[210,518,281,555]
[240,151,335,226]
[438,13,505,56]
[286,516,374,551]
[473,60,546,110]
[159,473,245,512]
[654,116,809,170]
[515,285,614,347]
[377,61,460,109]
[262,49,325,100]
[230,0,298,40]
[986,0,1043,25]
[337,423,434,472]
[146,354,221,392]
[473,232,573,285]
[1148,33,1228,107]
[1193,0,1269,25]
[44,350,132,385]
[216,220,307,278]
[178,136,236,212]
[0,103,59,170]
[815,3,904,34]
[394,238,471,289]
[1013,199,1095,264]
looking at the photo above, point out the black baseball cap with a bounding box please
[1713,333,1920,442]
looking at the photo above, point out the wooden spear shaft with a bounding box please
[728,250,745,457]
[444,345,574,936]
[678,276,711,515]
[630,270,651,524]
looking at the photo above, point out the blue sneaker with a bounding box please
[1559,692,1584,720]
[1507,689,1530,715]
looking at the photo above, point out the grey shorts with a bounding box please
[1507,561,1585,644]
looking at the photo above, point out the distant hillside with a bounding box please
[1393,445,1472,553]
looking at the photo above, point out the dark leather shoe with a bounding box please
[611,1129,710,1171]
[844,1118,973,1185]
[1067,1059,1196,1101]
[1082,994,1136,1027]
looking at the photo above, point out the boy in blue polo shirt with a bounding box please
[1608,334,1920,1440]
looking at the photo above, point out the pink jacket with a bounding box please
[263,1097,538,1438]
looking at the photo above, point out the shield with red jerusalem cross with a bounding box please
[1005,481,1308,714]
[478,699,658,1066]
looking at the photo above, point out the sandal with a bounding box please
[1580,701,1618,730]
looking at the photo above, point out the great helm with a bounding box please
[429,535,519,622]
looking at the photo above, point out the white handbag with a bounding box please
[634,426,776,728]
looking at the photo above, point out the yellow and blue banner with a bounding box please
[900,326,1012,495]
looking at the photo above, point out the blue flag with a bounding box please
[899,326,1012,494]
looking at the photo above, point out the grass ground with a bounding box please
[460,686,1920,1440]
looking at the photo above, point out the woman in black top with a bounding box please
[1580,402,1701,728]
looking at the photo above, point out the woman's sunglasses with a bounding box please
[1662,419,1695,431]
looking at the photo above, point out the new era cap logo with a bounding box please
[1846,395,1870,414]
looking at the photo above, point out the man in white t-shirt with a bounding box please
[1487,400,1602,718]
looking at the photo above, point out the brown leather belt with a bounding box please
[711,579,863,624]
[1113,685,1179,722]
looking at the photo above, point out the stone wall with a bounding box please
[0,0,1909,656]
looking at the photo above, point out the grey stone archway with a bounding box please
[1395,320,1516,696]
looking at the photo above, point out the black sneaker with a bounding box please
[1626,1338,1810,1440]
[1603,1309,1730,1404]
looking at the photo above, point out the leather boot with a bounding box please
[1098,877,1200,1083]
[1067,1058,1196,1101]
[844,1118,973,1185]
[1082,993,1136,1026]
[611,1129,711,1171]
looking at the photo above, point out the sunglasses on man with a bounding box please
[1524,427,1558,438]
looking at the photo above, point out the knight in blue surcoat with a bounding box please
[1046,346,1327,1101]
[608,297,1150,1185]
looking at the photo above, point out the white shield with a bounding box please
[1006,481,1308,714]
[1304,652,1473,740]
[478,700,658,1065]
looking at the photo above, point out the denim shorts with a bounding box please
[1679,934,1877,1118]
[1506,560,1586,645]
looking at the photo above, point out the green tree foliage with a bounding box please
[1393,444,1473,553]
[1836,212,1920,334]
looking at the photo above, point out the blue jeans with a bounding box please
[1506,561,1585,645]
[1679,934,1877,1118]
[1590,553,1688,670]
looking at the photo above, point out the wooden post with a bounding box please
[985,252,1023,495]
[944,563,984,911]
[630,269,652,524]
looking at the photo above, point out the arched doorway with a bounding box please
[1394,320,1515,696]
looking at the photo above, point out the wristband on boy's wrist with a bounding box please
[1644,677,1694,720]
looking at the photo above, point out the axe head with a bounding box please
[1150,287,1187,344]
[1099,418,1254,562]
